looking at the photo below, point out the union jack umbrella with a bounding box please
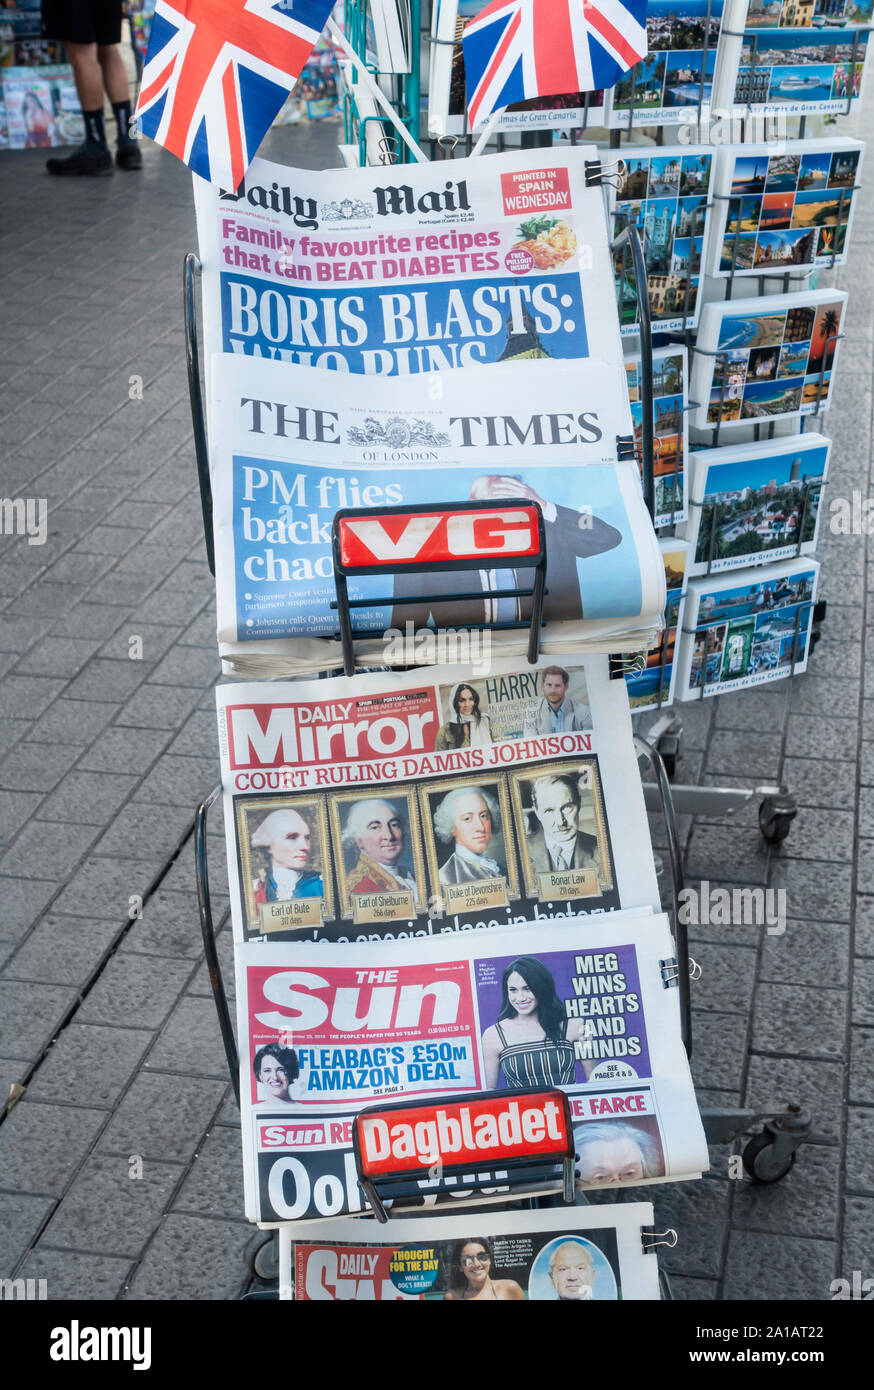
[135,0,335,189]
[463,0,648,129]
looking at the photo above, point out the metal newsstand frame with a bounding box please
[184,164,826,1293]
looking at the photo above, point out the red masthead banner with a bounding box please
[355,1088,572,1177]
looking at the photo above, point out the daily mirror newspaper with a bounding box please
[277,1203,661,1300]
[216,655,660,945]
[234,912,708,1224]
[193,146,623,391]
[209,353,665,676]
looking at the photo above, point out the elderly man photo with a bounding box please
[342,797,420,900]
[548,1241,597,1301]
[250,807,323,904]
[526,774,599,876]
[574,1121,663,1188]
[523,667,592,735]
[433,785,505,885]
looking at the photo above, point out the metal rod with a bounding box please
[196,785,239,1105]
[636,736,691,1057]
[612,225,655,520]
[183,253,214,576]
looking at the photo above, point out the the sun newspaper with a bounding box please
[235,911,707,1225]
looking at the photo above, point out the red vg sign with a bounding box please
[355,1088,572,1176]
[336,503,543,570]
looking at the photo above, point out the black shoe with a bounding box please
[116,139,143,171]
[46,144,113,177]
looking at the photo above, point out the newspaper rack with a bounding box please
[183,111,832,1297]
[351,1087,577,1222]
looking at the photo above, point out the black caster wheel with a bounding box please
[742,1132,797,1184]
[253,1233,280,1281]
[759,800,795,844]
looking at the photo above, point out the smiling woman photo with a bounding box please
[442,1238,524,1302]
[435,683,498,750]
[481,955,591,1089]
[253,1043,300,1107]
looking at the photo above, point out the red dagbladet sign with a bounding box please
[356,1090,570,1176]
[337,506,542,569]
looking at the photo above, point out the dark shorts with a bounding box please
[42,0,123,46]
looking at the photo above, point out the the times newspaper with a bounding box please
[209,352,665,676]
[193,146,623,388]
[235,912,708,1224]
[277,1203,661,1301]
[216,655,660,944]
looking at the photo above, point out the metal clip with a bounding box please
[378,135,398,166]
[642,1228,678,1251]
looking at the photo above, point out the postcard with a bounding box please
[611,147,714,334]
[682,433,830,576]
[711,138,864,275]
[624,345,689,527]
[677,557,819,699]
[735,26,870,114]
[605,0,726,128]
[691,289,847,429]
[626,539,690,711]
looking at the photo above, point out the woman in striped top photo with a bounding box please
[481,955,593,1091]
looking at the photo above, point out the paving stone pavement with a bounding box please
[1,102,872,1300]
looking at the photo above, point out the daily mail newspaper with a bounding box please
[216,654,659,945]
[235,911,708,1224]
[277,1203,661,1301]
[193,146,624,391]
[210,353,665,676]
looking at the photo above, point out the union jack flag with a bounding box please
[135,0,335,189]
[463,0,648,129]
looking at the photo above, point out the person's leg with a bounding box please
[97,42,129,105]
[97,41,139,166]
[46,34,113,174]
[66,40,104,110]
[94,0,141,172]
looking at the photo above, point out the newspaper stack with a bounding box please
[210,354,665,677]
[235,911,707,1224]
[217,654,660,942]
[280,1205,662,1300]
[194,145,665,677]
[216,656,707,1224]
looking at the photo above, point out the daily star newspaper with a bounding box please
[277,1203,661,1301]
[235,911,707,1224]
[209,353,665,676]
[216,654,659,944]
[193,146,623,390]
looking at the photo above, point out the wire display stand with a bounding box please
[179,54,841,1292]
